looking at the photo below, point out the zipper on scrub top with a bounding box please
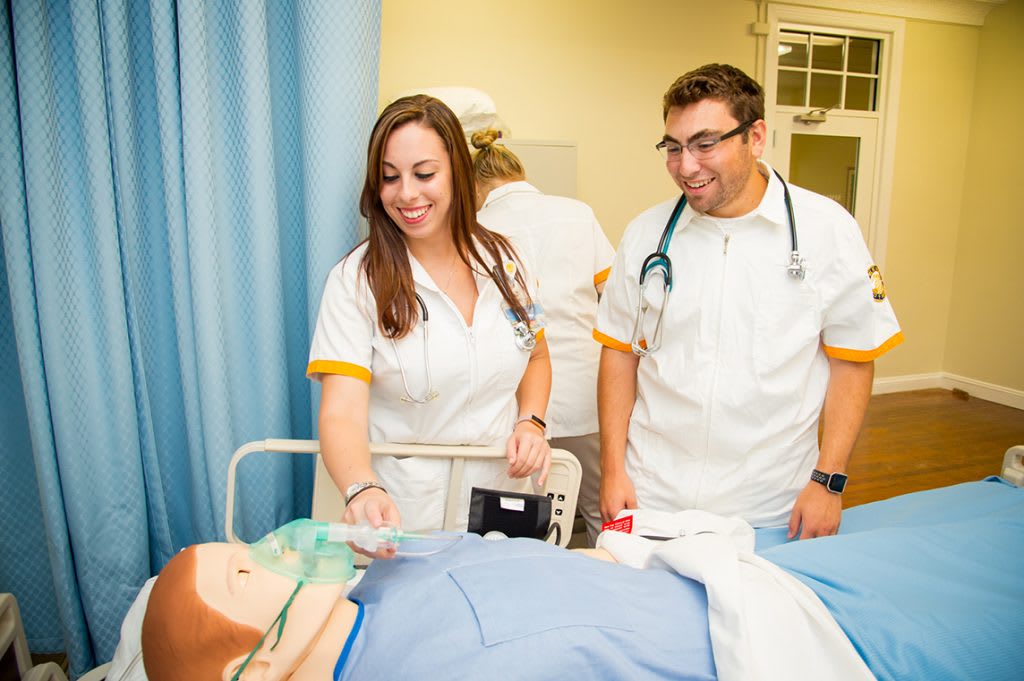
[696,228,731,508]
[439,289,479,440]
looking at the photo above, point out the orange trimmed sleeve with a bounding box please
[823,331,905,362]
[593,329,635,353]
[306,360,372,383]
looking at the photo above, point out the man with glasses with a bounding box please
[594,64,902,540]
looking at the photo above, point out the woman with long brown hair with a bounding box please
[307,96,551,553]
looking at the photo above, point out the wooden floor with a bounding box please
[570,387,1024,546]
[843,388,1024,507]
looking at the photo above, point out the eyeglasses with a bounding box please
[655,119,757,161]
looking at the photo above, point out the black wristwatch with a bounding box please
[810,469,848,495]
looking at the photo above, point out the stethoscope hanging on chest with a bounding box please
[630,168,804,357]
[392,293,439,403]
[392,268,537,404]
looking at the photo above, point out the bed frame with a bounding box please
[1002,444,1024,487]
[223,439,583,547]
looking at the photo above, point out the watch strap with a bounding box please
[810,469,847,494]
[515,414,547,434]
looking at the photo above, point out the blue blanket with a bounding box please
[757,479,1024,681]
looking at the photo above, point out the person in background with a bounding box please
[595,64,903,539]
[473,129,615,545]
[306,96,552,555]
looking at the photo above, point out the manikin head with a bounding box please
[141,543,347,681]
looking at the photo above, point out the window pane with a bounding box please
[777,70,806,106]
[810,73,842,108]
[779,31,808,68]
[790,134,860,215]
[845,76,878,111]
[811,34,845,71]
[848,38,880,74]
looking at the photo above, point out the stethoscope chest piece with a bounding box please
[492,263,538,352]
[787,251,806,280]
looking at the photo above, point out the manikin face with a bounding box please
[195,543,346,680]
[379,121,454,248]
[663,99,767,218]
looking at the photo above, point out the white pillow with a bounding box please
[104,577,155,681]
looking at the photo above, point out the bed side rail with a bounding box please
[1002,445,1024,487]
[225,439,582,547]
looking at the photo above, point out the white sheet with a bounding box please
[597,509,874,681]
[104,577,153,681]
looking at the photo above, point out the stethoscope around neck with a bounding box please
[392,266,537,403]
[630,168,804,357]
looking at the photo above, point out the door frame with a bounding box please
[762,5,905,269]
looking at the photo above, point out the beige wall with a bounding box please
[379,0,1021,390]
[379,0,758,242]
[874,18,979,379]
[943,0,1024,390]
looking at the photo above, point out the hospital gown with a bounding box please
[337,534,717,681]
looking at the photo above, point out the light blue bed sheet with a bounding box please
[756,478,1024,681]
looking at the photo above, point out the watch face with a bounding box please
[827,473,848,494]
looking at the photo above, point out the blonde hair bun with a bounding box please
[471,129,502,150]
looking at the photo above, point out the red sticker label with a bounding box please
[601,515,634,534]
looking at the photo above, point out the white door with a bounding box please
[768,112,877,248]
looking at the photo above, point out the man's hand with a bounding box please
[600,469,637,522]
[787,482,842,540]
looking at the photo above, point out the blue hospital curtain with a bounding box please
[0,0,380,675]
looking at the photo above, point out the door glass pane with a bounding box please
[777,70,806,106]
[778,31,809,67]
[845,76,878,111]
[811,34,845,71]
[809,73,842,108]
[790,134,860,215]
[848,38,880,74]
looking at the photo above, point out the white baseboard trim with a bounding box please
[941,373,1024,411]
[872,372,1024,411]
[872,373,944,395]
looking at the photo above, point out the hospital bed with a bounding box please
[83,444,1024,680]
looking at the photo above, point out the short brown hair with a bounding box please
[662,63,765,125]
[141,547,261,681]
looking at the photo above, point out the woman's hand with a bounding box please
[342,488,400,560]
[506,422,552,485]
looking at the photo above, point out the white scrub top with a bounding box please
[307,240,543,530]
[478,181,615,437]
[596,163,903,527]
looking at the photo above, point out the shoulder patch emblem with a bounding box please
[867,265,886,301]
